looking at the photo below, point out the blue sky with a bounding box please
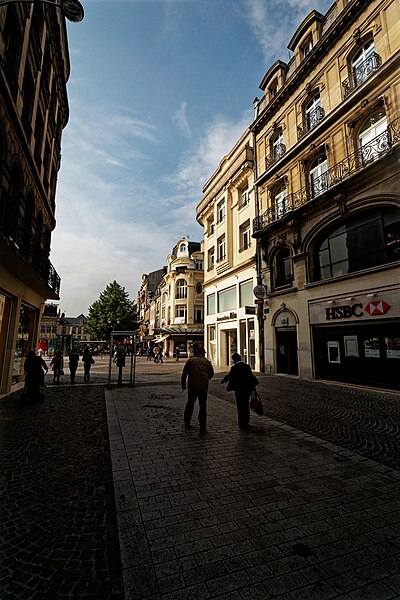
[52,0,332,315]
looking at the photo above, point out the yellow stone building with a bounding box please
[252,0,400,388]
[197,131,261,370]
[0,3,72,393]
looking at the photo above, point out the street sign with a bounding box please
[62,0,84,22]
[253,284,266,299]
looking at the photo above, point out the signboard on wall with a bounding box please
[309,290,398,324]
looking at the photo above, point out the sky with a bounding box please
[51,0,333,316]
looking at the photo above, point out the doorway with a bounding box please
[276,329,298,375]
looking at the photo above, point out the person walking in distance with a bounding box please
[175,346,180,361]
[221,353,259,430]
[181,347,214,433]
[68,350,79,384]
[50,350,63,384]
[82,347,94,382]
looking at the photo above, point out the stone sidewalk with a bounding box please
[106,382,400,600]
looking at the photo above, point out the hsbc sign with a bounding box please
[325,300,391,320]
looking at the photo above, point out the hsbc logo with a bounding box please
[364,300,390,315]
[325,299,390,320]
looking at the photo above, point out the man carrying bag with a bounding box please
[221,353,259,430]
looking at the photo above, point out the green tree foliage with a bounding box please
[87,281,136,341]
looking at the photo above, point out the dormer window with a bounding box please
[269,79,279,99]
[179,243,186,252]
[301,37,313,58]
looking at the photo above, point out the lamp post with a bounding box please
[0,0,84,22]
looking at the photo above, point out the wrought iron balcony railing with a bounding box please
[297,106,325,139]
[254,118,399,234]
[0,205,60,296]
[265,144,286,170]
[342,52,382,98]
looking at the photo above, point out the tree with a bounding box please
[87,281,136,341]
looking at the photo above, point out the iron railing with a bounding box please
[0,205,60,296]
[265,143,286,170]
[254,118,399,233]
[342,52,382,98]
[297,106,325,139]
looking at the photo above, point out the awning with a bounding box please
[155,334,170,343]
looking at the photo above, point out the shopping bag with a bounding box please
[250,389,264,416]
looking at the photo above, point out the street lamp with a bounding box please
[0,0,84,22]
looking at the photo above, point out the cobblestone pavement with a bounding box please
[107,381,400,600]
[0,385,124,600]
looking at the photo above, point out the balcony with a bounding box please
[297,106,325,139]
[342,52,382,98]
[0,205,60,297]
[253,118,399,234]
[265,144,286,170]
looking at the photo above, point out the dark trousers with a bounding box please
[84,365,91,381]
[184,389,207,429]
[235,391,251,429]
[70,367,77,384]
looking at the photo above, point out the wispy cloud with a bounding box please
[173,101,191,137]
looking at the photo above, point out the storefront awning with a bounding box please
[155,334,170,343]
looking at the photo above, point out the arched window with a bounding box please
[351,38,377,86]
[309,154,328,198]
[271,130,285,161]
[274,247,293,289]
[312,207,400,282]
[305,94,324,131]
[273,183,288,219]
[176,279,187,299]
[358,109,388,164]
[179,243,186,252]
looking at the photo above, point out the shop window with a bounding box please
[207,294,215,315]
[309,154,328,198]
[274,247,293,288]
[239,280,253,307]
[312,208,400,282]
[218,286,236,312]
[357,109,388,164]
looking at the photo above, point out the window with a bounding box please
[305,94,324,131]
[179,243,186,252]
[269,79,279,98]
[239,186,250,208]
[194,307,204,323]
[274,184,288,218]
[207,294,216,315]
[217,235,226,262]
[239,280,253,307]
[313,208,400,282]
[175,305,187,322]
[208,247,215,270]
[351,38,375,86]
[309,154,328,198]
[301,37,313,57]
[217,200,225,223]
[239,220,251,251]
[271,130,285,161]
[176,279,187,299]
[358,109,388,164]
[195,259,203,270]
[274,248,293,288]
[207,218,215,235]
[218,286,236,312]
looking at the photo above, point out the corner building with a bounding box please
[0,3,69,393]
[252,0,400,388]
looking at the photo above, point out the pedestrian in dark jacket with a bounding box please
[50,350,64,384]
[68,351,79,384]
[221,353,259,429]
[24,350,47,401]
[82,348,94,382]
[181,347,214,433]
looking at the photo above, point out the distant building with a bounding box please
[136,238,204,357]
[38,304,60,355]
[0,4,71,393]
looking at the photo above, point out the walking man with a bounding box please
[181,347,214,433]
[221,353,259,430]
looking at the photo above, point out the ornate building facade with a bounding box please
[0,3,70,392]
[252,0,400,388]
[136,238,204,357]
[197,131,261,370]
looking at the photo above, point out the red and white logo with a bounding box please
[364,300,390,315]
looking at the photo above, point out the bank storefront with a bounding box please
[310,288,400,389]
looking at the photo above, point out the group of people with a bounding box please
[181,347,259,433]
[23,347,95,400]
